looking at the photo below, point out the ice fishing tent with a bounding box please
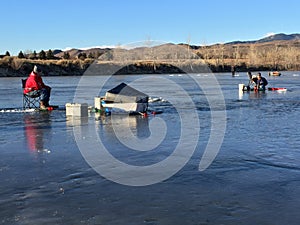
[104,82,149,103]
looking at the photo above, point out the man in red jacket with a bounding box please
[24,65,51,109]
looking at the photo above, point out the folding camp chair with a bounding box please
[22,79,41,109]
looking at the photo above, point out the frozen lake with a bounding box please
[0,71,300,224]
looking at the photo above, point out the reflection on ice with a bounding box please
[65,116,89,127]
[95,114,152,141]
[23,113,52,154]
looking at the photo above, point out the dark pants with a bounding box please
[27,86,51,104]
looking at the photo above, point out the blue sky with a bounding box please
[1,0,299,55]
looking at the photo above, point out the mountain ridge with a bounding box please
[225,33,300,45]
[54,33,300,58]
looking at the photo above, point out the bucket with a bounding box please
[239,84,245,93]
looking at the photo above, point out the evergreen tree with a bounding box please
[63,52,70,59]
[88,52,94,59]
[18,51,25,58]
[28,50,37,59]
[39,50,46,60]
[33,50,37,59]
[78,52,87,60]
[46,49,54,59]
[5,51,10,57]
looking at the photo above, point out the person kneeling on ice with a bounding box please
[254,72,268,91]
[24,65,51,109]
[246,72,256,90]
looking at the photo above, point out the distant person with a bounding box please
[24,65,51,109]
[231,65,236,76]
[254,72,268,91]
[247,71,252,80]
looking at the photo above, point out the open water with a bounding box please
[0,72,300,225]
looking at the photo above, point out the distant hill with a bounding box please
[54,47,111,59]
[53,49,62,55]
[226,33,300,45]
[257,33,300,43]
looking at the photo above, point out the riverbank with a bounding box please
[0,57,285,77]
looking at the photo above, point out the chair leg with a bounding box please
[23,95,41,109]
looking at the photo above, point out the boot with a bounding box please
[40,101,47,110]
[44,98,50,107]
[44,101,50,107]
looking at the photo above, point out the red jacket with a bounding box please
[24,71,46,94]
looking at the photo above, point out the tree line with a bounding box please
[16,50,57,60]
[1,50,98,61]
